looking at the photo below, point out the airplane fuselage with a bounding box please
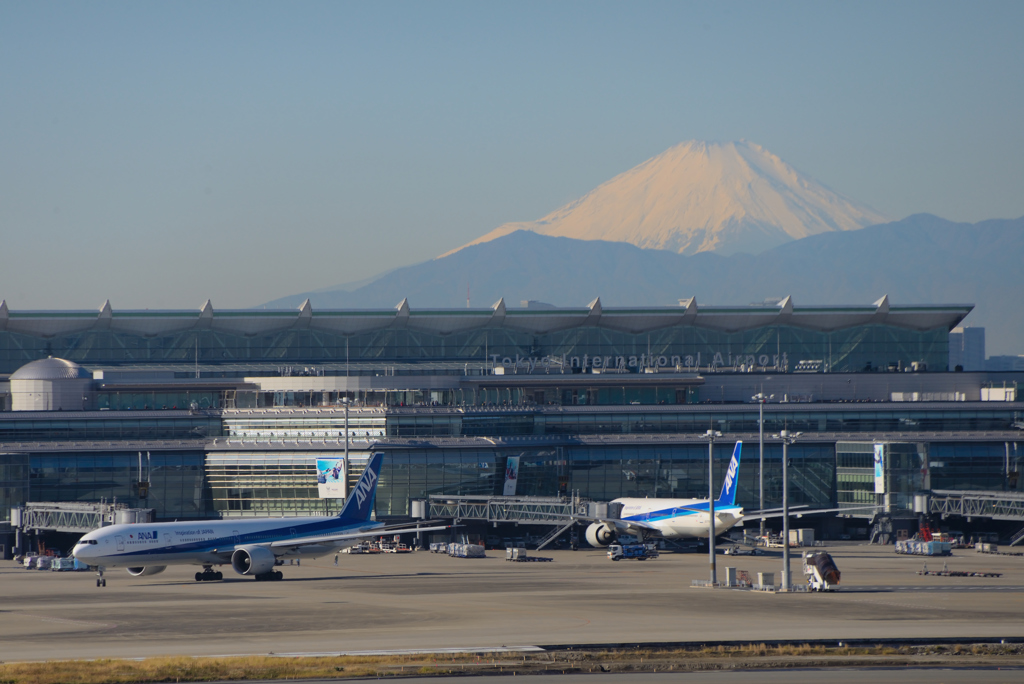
[73,514,383,568]
[615,498,744,539]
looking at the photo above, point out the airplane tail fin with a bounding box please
[716,441,742,506]
[337,453,383,522]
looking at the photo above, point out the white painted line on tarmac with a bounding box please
[198,646,547,659]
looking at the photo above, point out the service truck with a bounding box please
[607,543,659,561]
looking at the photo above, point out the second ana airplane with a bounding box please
[583,441,746,547]
[73,454,446,585]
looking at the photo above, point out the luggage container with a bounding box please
[452,543,485,558]
[896,540,951,556]
[51,558,78,571]
[789,528,815,547]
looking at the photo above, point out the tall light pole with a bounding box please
[752,393,772,538]
[342,396,350,464]
[703,429,723,585]
[775,429,801,591]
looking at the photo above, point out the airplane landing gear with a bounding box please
[195,566,224,582]
[255,570,283,581]
[95,568,106,587]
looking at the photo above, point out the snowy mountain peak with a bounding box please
[443,140,889,257]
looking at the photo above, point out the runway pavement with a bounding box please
[1,543,1021,661]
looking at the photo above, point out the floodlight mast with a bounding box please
[342,397,350,463]
[775,429,802,591]
[704,429,723,585]
[752,393,773,538]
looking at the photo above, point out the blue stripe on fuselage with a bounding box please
[105,515,376,560]
[623,503,742,524]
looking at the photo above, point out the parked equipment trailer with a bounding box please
[803,551,841,591]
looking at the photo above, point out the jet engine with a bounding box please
[126,566,167,577]
[231,546,277,576]
[585,523,617,548]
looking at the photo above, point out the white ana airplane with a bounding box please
[73,454,447,585]
[584,441,746,547]
[582,441,874,547]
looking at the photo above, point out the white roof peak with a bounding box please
[394,298,410,318]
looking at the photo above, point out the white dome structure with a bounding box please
[10,357,94,411]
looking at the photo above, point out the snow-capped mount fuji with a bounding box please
[444,140,889,257]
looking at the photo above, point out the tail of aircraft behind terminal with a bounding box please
[715,441,742,507]
[337,453,382,522]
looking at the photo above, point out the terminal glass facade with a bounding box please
[374,443,835,517]
[0,416,221,442]
[205,452,343,517]
[27,450,205,518]
[0,321,951,374]
[0,453,29,521]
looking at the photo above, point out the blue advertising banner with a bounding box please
[873,444,885,494]
[317,458,346,498]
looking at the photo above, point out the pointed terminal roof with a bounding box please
[393,298,410,327]
[197,300,214,329]
[97,300,113,329]
[0,298,973,339]
[296,299,313,328]
[582,297,603,326]
[491,297,507,324]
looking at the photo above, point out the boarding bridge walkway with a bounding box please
[427,495,588,525]
[929,489,1024,523]
[427,495,589,549]
[11,502,153,534]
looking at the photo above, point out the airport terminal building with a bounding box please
[1,297,1021,550]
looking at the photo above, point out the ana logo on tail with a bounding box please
[719,441,742,502]
[354,467,378,507]
[723,454,739,494]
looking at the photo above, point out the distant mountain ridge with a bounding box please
[266,214,1024,355]
[443,140,890,257]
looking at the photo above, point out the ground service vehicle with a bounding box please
[607,543,658,561]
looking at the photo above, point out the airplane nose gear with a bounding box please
[194,566,224,582]
[95,568,106,587]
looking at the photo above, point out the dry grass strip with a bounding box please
[1,643,1022,683]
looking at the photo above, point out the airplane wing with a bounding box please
[268,523,453,551]
[741,505,878,521]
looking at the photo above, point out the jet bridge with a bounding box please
[11,501,153,534]
[426,494,590,549]
[928,489,1024,522]
[10,502,153,556]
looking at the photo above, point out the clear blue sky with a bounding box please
[1,1,1022,309]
